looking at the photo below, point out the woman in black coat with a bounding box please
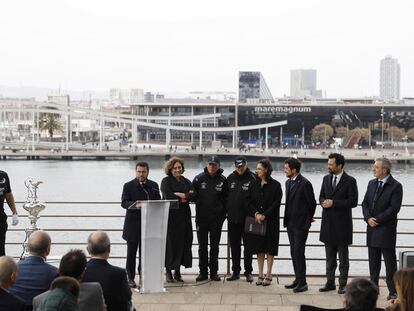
[160,157,194,283]
[246,159,282,286]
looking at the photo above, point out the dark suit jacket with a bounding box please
[33,282,106,311]
[319,172,358,245]
[9,256,58,307]
[0,288,25,311]
[121,178,161,242]
[362,174,403,248]
[82,258,131,311]
[284,174,316,230]
[300,305,384,311]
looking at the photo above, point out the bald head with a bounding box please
[28,230,51,258]
[87,231,110,258]
[0,256,19,288]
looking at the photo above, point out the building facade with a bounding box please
[380,56,400,100]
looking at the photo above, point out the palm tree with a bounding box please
[39,112,64,140]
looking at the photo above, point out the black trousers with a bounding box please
[287,228,309,284]
[368,246,397,295]
[0,220,7,257]
[197,216,225,275]
[228,221,253,275]
[325,244,349,286]
[126,240,141,281]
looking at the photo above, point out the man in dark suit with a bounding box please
[0,256,25,311]
[283,157,316,293]
[362,157,402,301]
[319,153,358,294]
[33,249,106,311]
[121,161,161,288]
[9,230,58,310]
[83,231,132,311]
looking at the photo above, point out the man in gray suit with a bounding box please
[33,249,106,311]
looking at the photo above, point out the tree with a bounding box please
[386,126,405,142]
[311,123,334,144]
[335,127,348,138]
[407,128,414,141]
[39,112,64,140]
[350,127,369,140]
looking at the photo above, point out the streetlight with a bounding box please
[381,107,385,150]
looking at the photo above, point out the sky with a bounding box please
[0,0,413,98]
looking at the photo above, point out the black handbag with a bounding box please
[244,216,267,236]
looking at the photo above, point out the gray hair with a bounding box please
[344,278,378,311]
[375,157,392,174]
[87,231,111,255]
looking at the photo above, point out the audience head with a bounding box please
[87,231,111,259]
[284,157,301,178]
[0,256,19,289]
[164,157,185,177]
[393,268,414,311]
[374,157,392,179]
[28,230,52,258]
[59,249,87,281]
[256,159,273,180]
[344,278,378,311]
[50,276,80,299]
[328,153,345,174]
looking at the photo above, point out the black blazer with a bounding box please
[121,178,161,242]
[319,172,358,245]
[284,174,316,230]
[362,174,403,248]
[0,288,25,311]
[83,259,131,311]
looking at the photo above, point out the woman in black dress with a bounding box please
[247,159,282,286]
[161,157,194,282]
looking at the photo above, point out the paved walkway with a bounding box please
[132,275,390,311]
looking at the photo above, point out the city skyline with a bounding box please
[1,0,413,98]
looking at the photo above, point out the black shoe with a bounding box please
[128,279,137,288]
[338,285,346,294]
[210,274,221,281]
[319,283,336,292]
[293,283,308,293]
[387,294,397,301]
[227,273,240,281]
[174,270,184,282]
[196,273,208,282]
[245,273,254,283]
[285,281,298,289]
[166,269,174,283]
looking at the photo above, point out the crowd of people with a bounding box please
[0,153,411,310]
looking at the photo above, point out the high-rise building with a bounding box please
[290,69,323,98]
[110,88,144,105]
[380,56,400,100]
[238,71,273,102]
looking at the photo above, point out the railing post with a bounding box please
[226,222,231,275]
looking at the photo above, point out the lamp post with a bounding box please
[381,107,385,150]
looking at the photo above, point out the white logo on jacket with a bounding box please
[215,182,223,192]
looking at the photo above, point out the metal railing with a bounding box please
[5,201,414,276]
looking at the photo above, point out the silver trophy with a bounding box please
[21,177,46,258]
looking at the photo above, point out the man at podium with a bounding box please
[121,161,161,288]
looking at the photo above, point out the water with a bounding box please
[1,158,413,276]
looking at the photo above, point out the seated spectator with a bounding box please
[33,249,106,311]
[82,231,132,311]
[9,230,59,310]
[0,256,25,311]
[385,268,414,311]
[300,278,382,311]
[37,276,79,311]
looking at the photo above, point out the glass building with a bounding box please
[238,71,273,102]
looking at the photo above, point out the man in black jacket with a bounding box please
[283,157,316,293]
[83,231,132,311]
[193,155,228,282]
[362,158,402,301]
[225,157,255,282]
[319,153,358,294]
[121,162,161,288]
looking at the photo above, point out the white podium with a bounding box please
[129,199,177,293]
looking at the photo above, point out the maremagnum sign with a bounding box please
[254,106,312,114]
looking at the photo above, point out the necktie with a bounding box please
[289,179,295,190]
[373,180,383,203]
[332,176,337,190]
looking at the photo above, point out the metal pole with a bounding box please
[381,107,384,150]
[265,127,268,151]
